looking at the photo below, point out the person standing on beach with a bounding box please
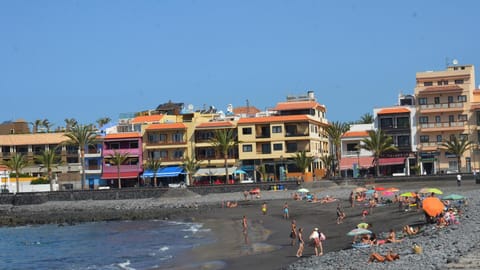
[262,202,267,215]
[336,203,346,224]
[242,215,249,244]
[290,219,297,246]
[309,228,323,256]
[349,191,355,208]
[296,227,304,257]
[457,174,462,186]
[283,202,289,219]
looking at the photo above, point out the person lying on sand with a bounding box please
[226,201,238,208]
[403,225,419,235]
[386,229,403,243]
[367,250,400,263]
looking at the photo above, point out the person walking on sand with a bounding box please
[296,227,304,257]
[457,174,462,187]
[336,203,346,224]
[349,191,355,208]
[262,202,267,215]
[309,228,323,256]
[290,219,297,246]
[283,202,290,219]
[242,215,249,244]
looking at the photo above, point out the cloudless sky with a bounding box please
[1,0,479,128]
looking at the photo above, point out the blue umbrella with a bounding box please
[234,169,247,174]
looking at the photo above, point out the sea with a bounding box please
[0,220,221,270]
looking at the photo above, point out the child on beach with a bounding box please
[362,209,369,220]
[262,202,267,215]
[283,202,289,219]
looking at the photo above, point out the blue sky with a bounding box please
[1,0,479,128]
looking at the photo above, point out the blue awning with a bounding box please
[143,166,185,178]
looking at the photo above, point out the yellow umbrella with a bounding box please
[400,192,416,197]
[419,188,443,194]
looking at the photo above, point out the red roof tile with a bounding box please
[196,122,235,128]
[131,115,163,124]
[377,107,410,115]
[233,106,260,115]
[145,123,186,130]
[272,101,325,111]
[342,131,369,138]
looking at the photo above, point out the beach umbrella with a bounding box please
[249,188,260,195]
[365,189,375,195]
[347,228,372,236]
[400,192,416,197]
[385,187,399,192]
[422,197,445,217]
[297,188,309,193]
[234,169,247,174]
[419,188,443,195]
[374,186,386,191]
[442,194,465,200]
[354,187,367,193]
[382,191,395,196]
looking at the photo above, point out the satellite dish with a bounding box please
[187,104,194,111]
[452,59,458,65]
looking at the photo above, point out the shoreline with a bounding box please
[1,180,479,270]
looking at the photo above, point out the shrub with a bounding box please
[31,178,50,185]
[9,172,30,178]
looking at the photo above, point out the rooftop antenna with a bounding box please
[246,99,250,115]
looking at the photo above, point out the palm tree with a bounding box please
[96,117,111,130]
[145,158,162,187]
[3,153,29,193]
[440,136,473,173]
[210,129,238,183]
[294,150,314,181]
[359,129,398,177]
[64,118,78,132]
[319,154,335,178]
[358,113,374,124]
[108,151,130,189]
[64,124,98,190]
[42,119,54,133]
[182,155,200,186]
[325,121,350,176]
[35,148,61,191]
[30,119,43,133]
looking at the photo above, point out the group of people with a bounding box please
[289,219,325,257]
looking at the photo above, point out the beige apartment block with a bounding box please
[415,64,477,173]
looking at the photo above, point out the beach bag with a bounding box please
[320,232,326,241]
[412,243,422,254]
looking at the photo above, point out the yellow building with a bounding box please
[415,64,477,173]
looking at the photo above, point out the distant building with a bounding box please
[0,119,30,135]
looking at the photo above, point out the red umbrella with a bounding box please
[374,186,386,191]
[422,197,445,217]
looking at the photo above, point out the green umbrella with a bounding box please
[443,194,465,200]
[400,192,416,197]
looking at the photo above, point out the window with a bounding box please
[423,81,433,86]
[448,115,454,123]
[261,143,271,154]
[459,134,468,141]
[159,134,167,142]
[477,111,480,126]
[455,79,464,84]
[242,127,252,135]
[108,143,119,149]
[437,80,448,85]
[173,149,184,159]
[272,126,282,133]
[458,95,467,102]
[435,116,441,123]
[420,135,429,143]
[129,141,138,148]
[434,97,440,104]
[397,136,410,147]
[458,114,467,121]
[346,143,358,152]
[172,133,184,142]
[419,116,428,124]
[273,143,283,151]
[436,135,442,142]
[286,142,297,153]
[448,96,454,103]
[418,97,427,105]
[242,144,252,152]
[396,117,409,128]
[380,118,393,129]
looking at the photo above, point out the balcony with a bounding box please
[419,121,466,132]
[285,132,309,137]
[146,140,187,146]
[103,148,141,157]
[418,102,465,113]
[103,165,141,173]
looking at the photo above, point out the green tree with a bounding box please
[257,163,267,182]
[64,118,78,132]
[108,151,130,189]
[145,158,162,187]
[440,136,473,173]
[64,124,98,190]
[30,119,43,133]
[358,113,374,124]
[294,150,314,181]
[35,148,61,191]
[210,129,238,183]
[182,155,200,186]
[3,153,29,193]
[360,129,398,177]
[325,121,350,176]
[319,154,335,178]
[42,119,54,133]
[96,117,111,130]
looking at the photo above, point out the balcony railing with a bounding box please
[419,121,466,129]
[103,148,141,156]
[419,102,464,110]
[146,140,187,145]
[285,132,309,137]
[103,165,141,173]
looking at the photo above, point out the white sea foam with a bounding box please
[159,246,169,252]
[117,260,136,270]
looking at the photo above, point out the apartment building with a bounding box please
[340,124,374,178]
[415,64,477,174]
